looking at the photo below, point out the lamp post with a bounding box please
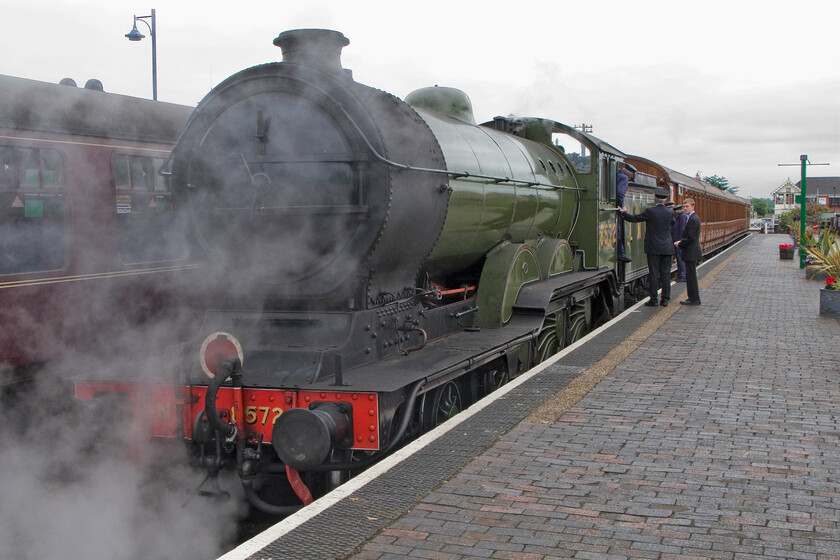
[125,8,157,100]
[799,155,808,269]
[779,155,830,269]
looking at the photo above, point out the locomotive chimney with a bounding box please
[273,29,349,75]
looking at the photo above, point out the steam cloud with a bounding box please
[0,75,268,560]
[0,370,246,560]
[0,276,246,560]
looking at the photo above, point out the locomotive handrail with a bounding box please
[235,153,368,164]
[336,103,584,192]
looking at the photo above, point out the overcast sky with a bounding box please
[2,0,838,199]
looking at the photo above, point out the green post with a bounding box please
[800,154,807,269]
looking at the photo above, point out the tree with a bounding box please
[806,201,829,226]
[779,209,797,232]
[779,201,829,233]
[702,174,740,194]
[750,198,771,217]
[703,174,728,189]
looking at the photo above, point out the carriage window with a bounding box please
[114,154,156,190]
[114,155,130,189]
[0,145,66,275]
[0,146,15,188]
[41,149,64,186]
[153,158,168,191]
[131,157,154,190]
[114,154,186,264]
[18,148,40,187]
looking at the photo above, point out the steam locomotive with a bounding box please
[71,29,749,513]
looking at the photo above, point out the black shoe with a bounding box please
[660,299,669,307]
[644,300,658,307]
[680,300,701,306]
[675,278,686,283]
[618,255,632,263]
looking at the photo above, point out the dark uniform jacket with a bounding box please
[616,170,629,207]
[678,212,702,261]
[621,203,675,255]
[671,212,688,242]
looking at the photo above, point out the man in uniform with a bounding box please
[620,188,675,306]
[616,163,636,263]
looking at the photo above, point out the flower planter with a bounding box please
[779,247,794,260]
[820,288,840,317]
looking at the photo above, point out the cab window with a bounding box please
[551,131,591,174]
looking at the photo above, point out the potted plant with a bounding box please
[779,243,794,260]
[804,230,837,281]
[802,239,840,317]
[820,277,840,317]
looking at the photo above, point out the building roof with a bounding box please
[794,176,840,197]
[663,166,746,203]
[771,179,797,195]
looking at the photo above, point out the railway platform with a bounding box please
[221,233,840,560]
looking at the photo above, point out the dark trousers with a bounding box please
[647,253,671,301]
[617,219,626,255]
[674,248,686,279]
[685,260,700,302]
[616,195,625,256]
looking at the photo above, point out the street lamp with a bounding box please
[779,155,829,268]
[125,8,157,100]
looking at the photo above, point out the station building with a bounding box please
[772,176,840,228]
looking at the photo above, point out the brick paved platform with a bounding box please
[228,234,840,560]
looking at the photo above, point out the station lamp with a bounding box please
[125,9,157,100]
